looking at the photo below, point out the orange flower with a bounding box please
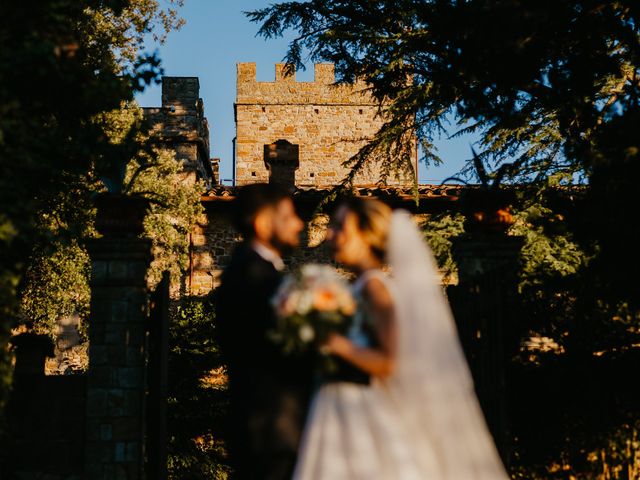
[339,293,356,316]
[313,288,339,312]
[193,436,205,447]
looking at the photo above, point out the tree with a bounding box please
[249,1,638,186]
[0,0,182,417]
[19,103,203,338]
[249,3,640,476]
[248,0,640,298]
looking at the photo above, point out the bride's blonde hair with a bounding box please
[341,197,393,261]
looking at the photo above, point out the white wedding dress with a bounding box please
[293,211,509,480]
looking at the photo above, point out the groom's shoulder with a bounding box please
[220,243,251,277]
[222,243,274,279]
[227,242,252,264]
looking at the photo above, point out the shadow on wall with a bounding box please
[264,139,299,191]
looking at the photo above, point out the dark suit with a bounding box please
[217,243,312,480]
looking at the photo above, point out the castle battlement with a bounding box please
[236,62,374,106]
[235,62,414,188]
[143,76,213,185]
[237,62,336,84]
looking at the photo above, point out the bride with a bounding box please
[293,197,509,480]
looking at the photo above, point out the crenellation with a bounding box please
[314,63,335,84]
[235,62,376,106]
[275,63,295,83]
[161,77,200,114]
[235,62,415,187]
[237,62,257,84]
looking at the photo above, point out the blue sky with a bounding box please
[136,1,474,185]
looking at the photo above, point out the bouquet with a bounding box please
[270,264,356,355]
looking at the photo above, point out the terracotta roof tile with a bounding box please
[201,184,465,201]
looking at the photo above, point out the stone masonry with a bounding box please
[144,73,456,297]
[144,77,215,186]
[235,63,417,187]
[84,237,152,479]
[188,187,462,296]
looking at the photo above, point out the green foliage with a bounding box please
[422,213,465,281]
[503,184,639,351]
[18,102,203,334]
[167,296,231,479]
[96,101,205,288]
[249,1,639,189]
[0,0,183,418]
[130,149,204,288]
[505,191,640,478]
[0,216,19,410]
[509,352,640,480]
[20,242,91,334]
[84,0,185,69]
[510,203,587,292]
[93,100,155,193]
[419,185,640,477]
[169,297,222,374]
[0,0,124,418]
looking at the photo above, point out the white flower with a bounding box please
[301,264,338,286]
[299,325,315,343]
[280,290,301,317]
[301,263,326,278]
[296,291,314,315]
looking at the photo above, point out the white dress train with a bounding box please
[293,211,510,480]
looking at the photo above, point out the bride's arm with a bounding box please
[324,277,397,378]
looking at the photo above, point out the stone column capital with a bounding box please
[86,238,152,288]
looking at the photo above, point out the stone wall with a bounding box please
[84,236,153,480]
[189,207,240,295]
[143,76,455,298]
[186,186,462,296]
[188,203,339,296]
[144,77,214,186]
[235,63,417,187]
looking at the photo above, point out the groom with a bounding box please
[217,183,312,480]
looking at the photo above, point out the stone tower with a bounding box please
[234,63,416,188]
[144,77,215,186]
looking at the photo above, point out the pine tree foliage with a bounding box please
[249,4,640,475]
[422,212,465,282]
[248,1,639,187]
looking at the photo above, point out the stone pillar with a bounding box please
[453,233,523,280]
[85,195,152,480]
[451,232,523,464]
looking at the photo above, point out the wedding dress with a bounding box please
[293,211,509,480]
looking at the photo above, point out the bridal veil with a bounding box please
[384,210,509,479]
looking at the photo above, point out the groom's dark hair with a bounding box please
[233,183,291,239]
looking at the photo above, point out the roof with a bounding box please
[201,184,465,203]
